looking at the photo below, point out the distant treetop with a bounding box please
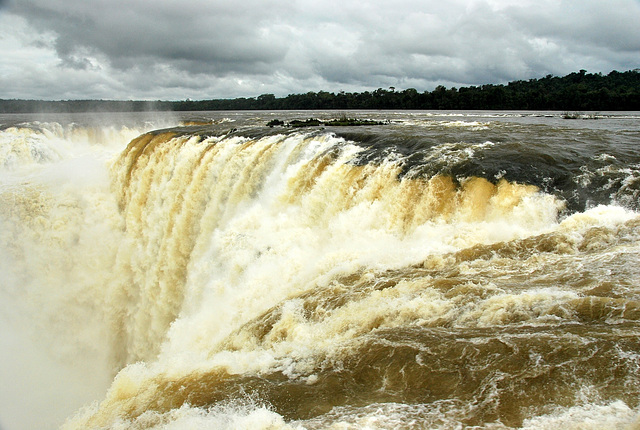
[1,69,639,113]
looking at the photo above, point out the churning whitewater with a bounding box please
[1,111,639,429]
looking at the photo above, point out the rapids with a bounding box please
[0,111,639,429]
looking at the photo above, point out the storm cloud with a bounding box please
[1,0,639,100]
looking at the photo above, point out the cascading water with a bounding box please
[1,111,639,429]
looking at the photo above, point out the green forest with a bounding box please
[1,69,639,113]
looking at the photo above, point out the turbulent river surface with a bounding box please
[1,110,639,429]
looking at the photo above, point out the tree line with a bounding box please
[1,69,638,113]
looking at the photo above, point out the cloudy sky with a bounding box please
[1,0,639,100]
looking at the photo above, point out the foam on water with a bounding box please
[0,119,176,429]
[1,114,639,429]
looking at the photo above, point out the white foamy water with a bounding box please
[1,111,639,430]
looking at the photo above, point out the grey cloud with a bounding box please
[350,0,640,86]
[13,0,290,74]
[507,1,640,51]
[3,0,639,100]
[504,0,640,69]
